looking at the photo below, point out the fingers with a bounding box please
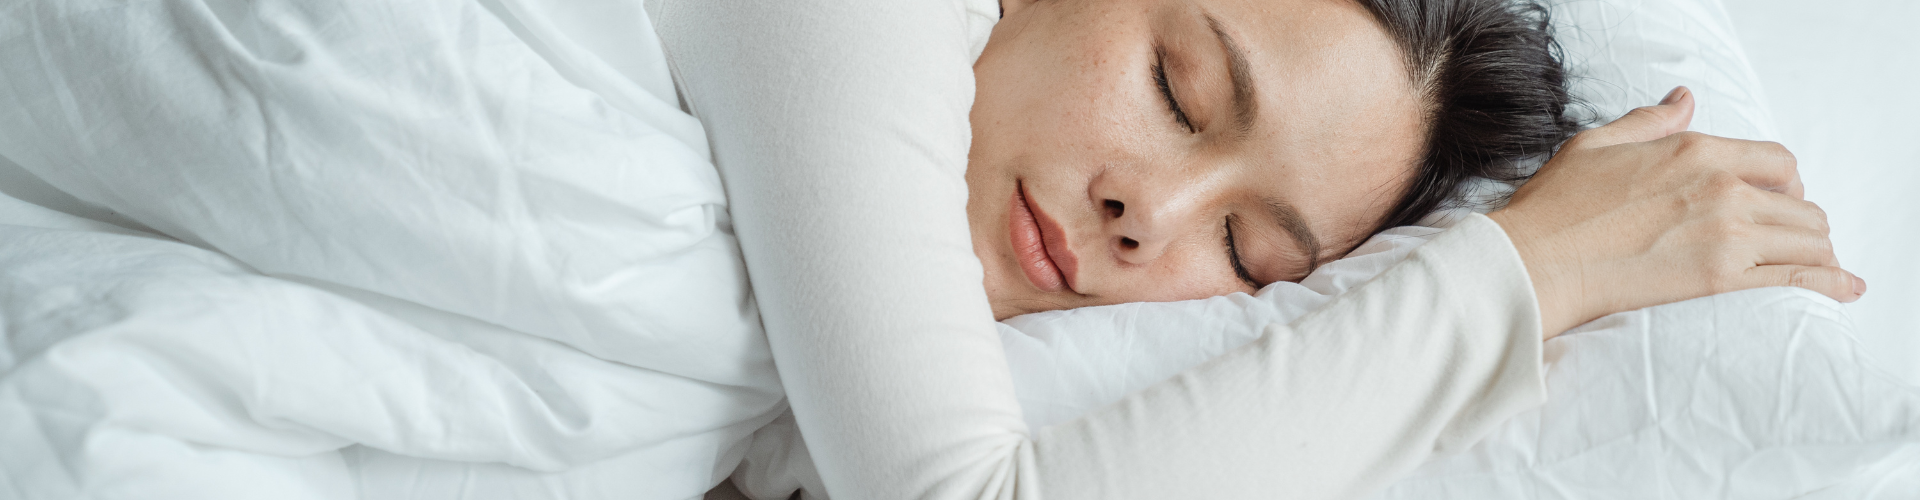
[1750,225,1839,268]
[1566,86,1696,151]
[1743,265,1866,303]
[1749,191,1829,233]
[1703,136,1800,197]
[1782,176,1807,200]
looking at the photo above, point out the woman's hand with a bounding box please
[1488,87,1863,338]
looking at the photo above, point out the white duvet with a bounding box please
[0,1,775,498]
[1,0,1917,499]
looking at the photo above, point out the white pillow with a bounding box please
[1551,0,1779,142]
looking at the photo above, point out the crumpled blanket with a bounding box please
[0,0,779,498]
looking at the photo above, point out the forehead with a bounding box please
[1193,0,1426,244]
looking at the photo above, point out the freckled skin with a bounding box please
[968,0,1427,319]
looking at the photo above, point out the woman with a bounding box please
[648,0,1859,497]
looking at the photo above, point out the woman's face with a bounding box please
[968,0,1426,319]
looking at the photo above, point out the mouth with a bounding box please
[1009,181,1081,293]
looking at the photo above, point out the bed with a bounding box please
[1,0,1915,499]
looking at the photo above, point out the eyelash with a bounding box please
[1153,49,1196,133]
[1223,215,1260,289]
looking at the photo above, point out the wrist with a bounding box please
[1486,209,1584,339]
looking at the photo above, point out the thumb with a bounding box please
[1567,86,1696,150]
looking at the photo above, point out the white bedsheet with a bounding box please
[1379,287,1920,498]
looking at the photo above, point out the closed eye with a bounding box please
[1223,215,1259,289]
[1153,48,1196,133]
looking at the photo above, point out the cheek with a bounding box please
[1099,238,1251,303]
[979,25,1155,154]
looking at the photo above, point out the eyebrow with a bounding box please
[1205,15,1258,137]
[1264,199,1324,272]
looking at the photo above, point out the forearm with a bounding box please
[1034,214,1547,499]
[646,1,1033,497]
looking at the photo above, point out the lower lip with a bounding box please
[1009,183,1071,292]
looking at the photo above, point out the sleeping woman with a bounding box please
[965,0,1856,324]
[660,0,1862,497]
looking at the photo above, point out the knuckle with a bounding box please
[1670,131,1712,150]
[1705,267,1742,294]
[1763,141,1799,170]
[1625,106,1664,121]
[1703,214,1747,241]
[1786,267,1836,292]
[1793,234,1838,266]
[1666,132,1719,163]
[1807,202,1832,233]
[1704,171,1749,199]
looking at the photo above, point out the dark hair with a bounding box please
[1354,0,1582,232]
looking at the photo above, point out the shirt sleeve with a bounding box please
[1033,214,1547,498]
[644,1,1545,498]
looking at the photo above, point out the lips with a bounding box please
[1009,182,1080,293]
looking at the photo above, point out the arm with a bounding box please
[1034,214,1546,498]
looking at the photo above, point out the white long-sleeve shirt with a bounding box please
[645,1,1548,498]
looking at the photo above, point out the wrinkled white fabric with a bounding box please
[0,196,773,500]
[0,1,779,498]
[0,0,765,389]
[1378,288,1920,498]
[1551,0,1779,144]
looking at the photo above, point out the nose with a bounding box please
[1088,168,1207,266]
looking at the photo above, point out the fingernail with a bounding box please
[1661,87,1688,105]
[1854,276,1868,296]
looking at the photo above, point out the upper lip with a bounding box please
[1011,181,1082,293]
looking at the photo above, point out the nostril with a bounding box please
[1119,237,1139,250]
[1103,199,1125,219]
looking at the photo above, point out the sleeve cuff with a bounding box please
[1410,212,1549,452]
